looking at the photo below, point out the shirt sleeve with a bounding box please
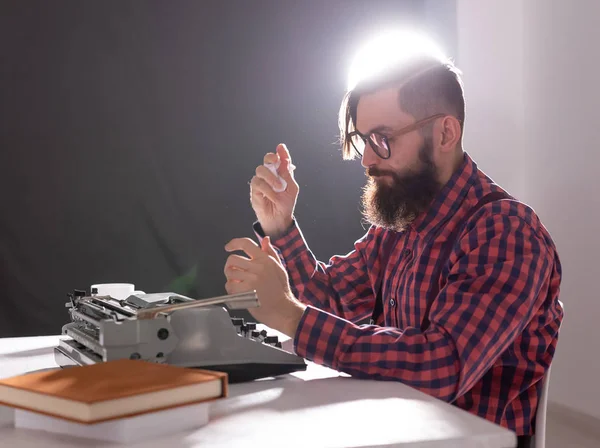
[293,213,558,402]
[253,219,377,323]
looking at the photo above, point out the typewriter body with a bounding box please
[54,289,307,382]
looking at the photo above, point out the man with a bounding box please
[223,33,563,445]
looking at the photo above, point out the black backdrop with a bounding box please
[0,0,456,337]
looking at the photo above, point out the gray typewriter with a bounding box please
[54,289,307,382]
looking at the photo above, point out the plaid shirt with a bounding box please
[254,152,563,436]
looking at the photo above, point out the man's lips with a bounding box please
[367,168,394,178]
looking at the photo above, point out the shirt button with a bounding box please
[403,249,411,256]
[390,299,396,307]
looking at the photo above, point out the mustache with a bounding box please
[366,167,396,178]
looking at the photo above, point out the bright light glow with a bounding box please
[347,30,448,91]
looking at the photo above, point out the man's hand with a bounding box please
[250,144,299,238]
[224,236,306,338]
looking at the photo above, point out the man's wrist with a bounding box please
[280,301,306,339]
[262,218,294,240]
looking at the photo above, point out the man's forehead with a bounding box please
[355,86,412,133]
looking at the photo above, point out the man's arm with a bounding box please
[253,219,378,323]
[293,213,560,401]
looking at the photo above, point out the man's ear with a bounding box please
[437,116,462,152]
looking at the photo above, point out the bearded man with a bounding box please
[223,33,563,448]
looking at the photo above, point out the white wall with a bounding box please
[455,0,526,197]
[457,0,600,419]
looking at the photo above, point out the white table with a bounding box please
[0,335,517,447]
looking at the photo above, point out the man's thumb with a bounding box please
[261,236,279,258]
[276,144,296,183]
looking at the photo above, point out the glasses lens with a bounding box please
[350,133,365,156]
[369,134,390,158]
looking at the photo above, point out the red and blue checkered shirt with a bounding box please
[255,152,563,436]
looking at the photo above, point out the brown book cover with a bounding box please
[0,359,228,424]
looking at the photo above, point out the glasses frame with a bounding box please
[347,113,446,159]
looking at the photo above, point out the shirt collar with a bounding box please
[410,151,478,238]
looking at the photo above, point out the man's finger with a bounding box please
[261,236,280,260]
[263,152,278,165]
[225,280,252,295]
[255,165,284,191]
[276,143,292,166]
[224,237,263,258]
[250,176,279,203]
[225,268,257,282]
[275,144,297,188]
[224,254,261,275]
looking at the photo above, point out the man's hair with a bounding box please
[339,53,465,160]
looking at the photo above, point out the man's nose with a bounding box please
[361,141,379,168]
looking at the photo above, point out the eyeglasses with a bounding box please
[347,113,445,159]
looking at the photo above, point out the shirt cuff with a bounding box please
[293,305,350,369]
[252,219,296,243]
[252,218,307,260]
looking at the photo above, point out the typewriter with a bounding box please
[54,288,307,382]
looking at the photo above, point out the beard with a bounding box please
[360,140,441,232]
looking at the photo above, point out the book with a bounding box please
[0,359,227,424]
[14,400,211,443]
